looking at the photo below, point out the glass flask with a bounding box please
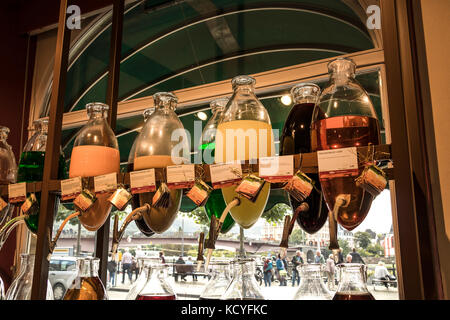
[311,58,381,231]
[221,258,265,300]
[201,98,235,234]
[5,253,54,300]
[127,260,176,300]
[128,108,155,237]
[199,261,232,300]
[280,84,329,234]
[18,119,68,233]
[69,103,120,231]
[125,257,155,300]
[215,76,275,229]
[333,263,375,300]
[293,264,332,300]
[0,126,17,226]
[133,92,189,233]
[64,257,108,300]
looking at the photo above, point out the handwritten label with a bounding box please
[209,162,242,189]
[130,169,156,194]
[60,177,82,201]
[94,173,117,194]
[317,147,359,178]
[259,155,294,183]
[8,183,27,203]
[167,164,195,189]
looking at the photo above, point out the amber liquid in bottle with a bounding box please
[63,277,107,300]
[332,292,375,300]
[136,294,176,300]
[311,115,380,231]
[280,103,328,234]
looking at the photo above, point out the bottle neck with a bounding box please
[88,110,107,120]
[330,71,355,85]
[234,84,255,95]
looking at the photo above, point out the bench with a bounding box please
[172,264,207,282]
[372,278,397,291]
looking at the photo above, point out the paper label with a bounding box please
[8,182,27,203]
[94,173,117,194]
[317,147,359,178]
[259,155,294,183]
[108,188,132,210]
[61,177,82,201]
[130,169,156,194]
[209,162,242,189]
[167,164,195,189]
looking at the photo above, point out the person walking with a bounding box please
[326,254,336,291]
[291,250,304,286]
[130,257,138,282]
[263,258,273,287]
[350,248,365,264]
[314,250,325,264]
[276,254,287,286]
[159,251,166,264]
[107,255,117,287]
[121,249,133,284]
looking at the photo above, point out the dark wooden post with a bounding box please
[94,0,124,285]
[31,0,70,300]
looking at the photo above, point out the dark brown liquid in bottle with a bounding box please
[63,277,107,300]
[136,294,176,300]
[280,102,328,234]
[332,292,375,300]
[311,115,381,231]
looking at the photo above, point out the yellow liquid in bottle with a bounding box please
[215,120,274,229]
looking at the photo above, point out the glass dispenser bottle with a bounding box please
[221,258,265,300]
[5,253,54,300]
[293,264,332,300]
[69,103,120,231]
[280,84,329,234]
[132,92,189,233]
[201,98,235,234]
[128,108,155,237]
[18,119,68,233]
[64,257,108,300]
[199,261,232,300]
[333,264,374,300]
[127,260,176,300]
[311,58,381,231]
[215,76,275,229]
[0,126,17,226]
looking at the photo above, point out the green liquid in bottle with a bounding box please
[17,151,68,233]
[200,142,235,234]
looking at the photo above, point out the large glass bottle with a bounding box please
[201,98,235,234]
[133,92,189,233]
[293,264,332,300]
[18,119,68,233]
[69,103,120,231]
[221,258,265,300]
[199,261,232,300]
[5,253,54,300]
[128,108,155,237]
[63,257,108,300]
[0,126,17,226]
[215,76,275,229]
[311,58,381,231]
[127,260,176,300]
[280,84,329,234]
[332,263,374,300]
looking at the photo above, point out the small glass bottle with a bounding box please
[128,108,155,237]
[215,76,275,229]
[201,98,235,234]
[5,253,54,300]
[0,126,17,226]
[128,260,176,300]
[64,257,108,300]
[199,261,232,300]
[332,263,375,300]
[293,264,332,300]
[221,258,265,300]
[69,103,120,231]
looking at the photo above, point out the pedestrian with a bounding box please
[263,258,273,287]
[374,261,396,289]
[350,248,365,264]
[186,257,197,281]
[291,250,304,286]
[276,254,287,286]
[159,251,166,264]
[314,250,325,264]
[346,254,353,263]
[121,249,133,284]
[326,254,336,291]
[336,248,344,265]
[176,256,187,281]
[107,254,117,287]
[131,257,138,282]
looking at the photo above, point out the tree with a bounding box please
[289,228,305,245]
[261,203,291,225]
[354,231,372,249]
[366,243,384,257]
[365,229,377,239]
[338,239,351,257]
